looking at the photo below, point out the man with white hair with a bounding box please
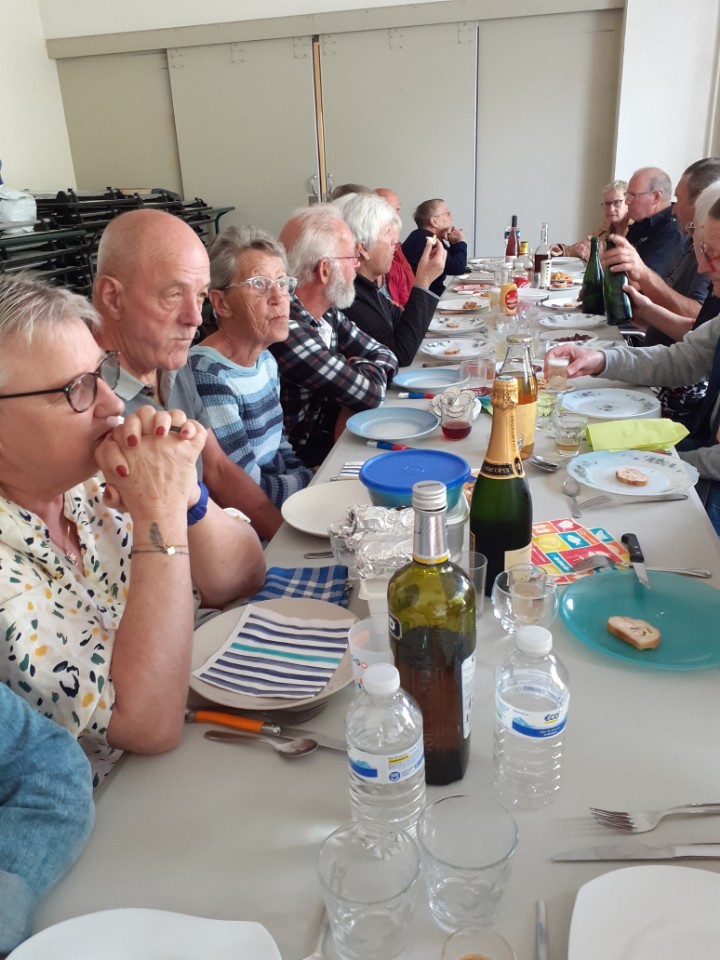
[603,159,720,338]
[602,166,683,282]
[340,192,445,365]
[273,205,398,467]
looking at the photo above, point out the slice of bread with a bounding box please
[607,616,660,650]
[615,466,649,486]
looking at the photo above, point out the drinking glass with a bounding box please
[460,357,495,394]
[551,412,588,459]
[442,927,516,960]
[440,393,474,441]
[491,564,558,634]
[456,550,488,621]
[316,821,420,960]
[417,795,518,932]
[347,614,393,689]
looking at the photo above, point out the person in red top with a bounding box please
[375,188,416,306]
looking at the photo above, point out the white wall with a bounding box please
[0,0,74,191]
[37,0,448,38]
[615,0,720,187]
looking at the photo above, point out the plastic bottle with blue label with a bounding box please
[493,625,569,809]
[346,662,426,834]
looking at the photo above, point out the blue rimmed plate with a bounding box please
[392,367,469,392]
[345,407,439,441]
[567,450,697,495]
[560,570,720,670]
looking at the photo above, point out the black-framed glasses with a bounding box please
[225,276,297,296]
[601,199,625,208]
[0,351,120,413]
[626,190,655,202]
[700,241,720,270]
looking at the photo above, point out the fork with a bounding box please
[590,802,720,833]
[570,554,712,578]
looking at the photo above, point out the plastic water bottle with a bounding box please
[493,625,569,810]
[346,662,426,834]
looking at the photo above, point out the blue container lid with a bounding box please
[359,449,471,497]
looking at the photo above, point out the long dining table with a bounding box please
[31,275,720,960]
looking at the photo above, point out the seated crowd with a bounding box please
[2,159,720,947]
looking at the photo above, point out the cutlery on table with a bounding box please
[590,802,720,833]
[304,550,335,559]
[621,532,651,589]
[536,899,548,960]
[563,477,583,518]
[528,455,561,472]
[578,493,688,509]
[571,554,711,578]
[203,729,318,758]
[553,840,720,861]
[185,708,346,751]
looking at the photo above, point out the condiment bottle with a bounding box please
[388,480,476,786]
[499,266,519,316]
[498,334,537,458]
[470,376,532,595]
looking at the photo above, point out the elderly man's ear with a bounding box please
[93,275,124,320]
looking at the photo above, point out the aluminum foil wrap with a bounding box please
[333,505,413,579]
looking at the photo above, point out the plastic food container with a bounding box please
[359,450,471,510]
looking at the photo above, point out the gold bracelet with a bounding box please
[131,543,189,557]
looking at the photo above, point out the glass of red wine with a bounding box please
[440,392,474,440]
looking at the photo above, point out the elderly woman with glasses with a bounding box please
[0,273,263,784]
[336,192,446,366]
[552,180,630,260]
[189,226,313,507]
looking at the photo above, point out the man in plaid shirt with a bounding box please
[272,205,399,467]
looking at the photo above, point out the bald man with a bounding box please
[374,187,416,307]
[93,209,281,541]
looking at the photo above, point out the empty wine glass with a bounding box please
[491,564,558,634]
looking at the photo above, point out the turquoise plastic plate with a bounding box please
[560,571,720,670]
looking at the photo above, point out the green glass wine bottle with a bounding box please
[388,480,476,786]
[603,228,633,325]
[581,235,605,315]
[469,376,533,597]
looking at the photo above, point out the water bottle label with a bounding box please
[496,690,569,740]
[461,652,476,739]
[348,739,425,784]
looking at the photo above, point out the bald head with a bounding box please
[96,209,206,282]
[374,188,400,215]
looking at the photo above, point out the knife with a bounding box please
[185,709,346,752]
[553,840,720,861]
[621,532,651,589]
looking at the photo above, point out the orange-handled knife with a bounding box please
[185,708,281,736]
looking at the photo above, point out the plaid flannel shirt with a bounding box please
[269,296,398,445]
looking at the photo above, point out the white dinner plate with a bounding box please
[517,288,550,303]
[568,866,720,960]
[547,298,581,311]
[567,449,698,496]
[438,296,489,314]
[281,478,371,536]
[345,407,439,441]
[189,598,355,709]
[420,338,489,360]
[428,314,488,336]
[561,388,661,419]
[539,313,607,329]
[539,329,599,345]
[8,909,281,960]
[392,367,469,391]
[548,256,585,268]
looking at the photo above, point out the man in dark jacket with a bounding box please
[402,198,467,297]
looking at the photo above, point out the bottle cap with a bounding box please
[363,662,400,696]
[412,480,447,512]
[516,626,552,655]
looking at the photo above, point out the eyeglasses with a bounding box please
[699,241,720,270]
[225,276,298,296]
[0,351,120,413]
[626,191,655,202]
[686,221,695,237]
[601,199,625,209]
[328,252,361,265]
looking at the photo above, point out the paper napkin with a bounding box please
[532,518,629,584]
[586,417,689,452]
[192,603,355,699]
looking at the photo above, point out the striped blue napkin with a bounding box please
[192,604,355,698]
[242,565,350,607]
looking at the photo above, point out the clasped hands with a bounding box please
[94,405,207,514]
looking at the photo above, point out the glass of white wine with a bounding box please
[491,563,558,634]
[551,411,588,459]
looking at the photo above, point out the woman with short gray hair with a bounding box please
[339,193,446,366]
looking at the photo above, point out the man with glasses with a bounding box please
[547,194,720,534]
[601,166,683,284]
[402,198,468,297]
[273,204,398,467]
[93,208,283,540]
[603,160,720,341]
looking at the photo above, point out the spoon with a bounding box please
[529,455,561,472]
[563,477,583,518]
[203,729,318,758]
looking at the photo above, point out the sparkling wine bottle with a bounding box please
[581,235,605,315]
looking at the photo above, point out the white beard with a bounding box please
[327,263,356,309]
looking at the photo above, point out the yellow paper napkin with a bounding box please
[586,417,689,452]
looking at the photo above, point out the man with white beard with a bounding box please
[273,205,398,466]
